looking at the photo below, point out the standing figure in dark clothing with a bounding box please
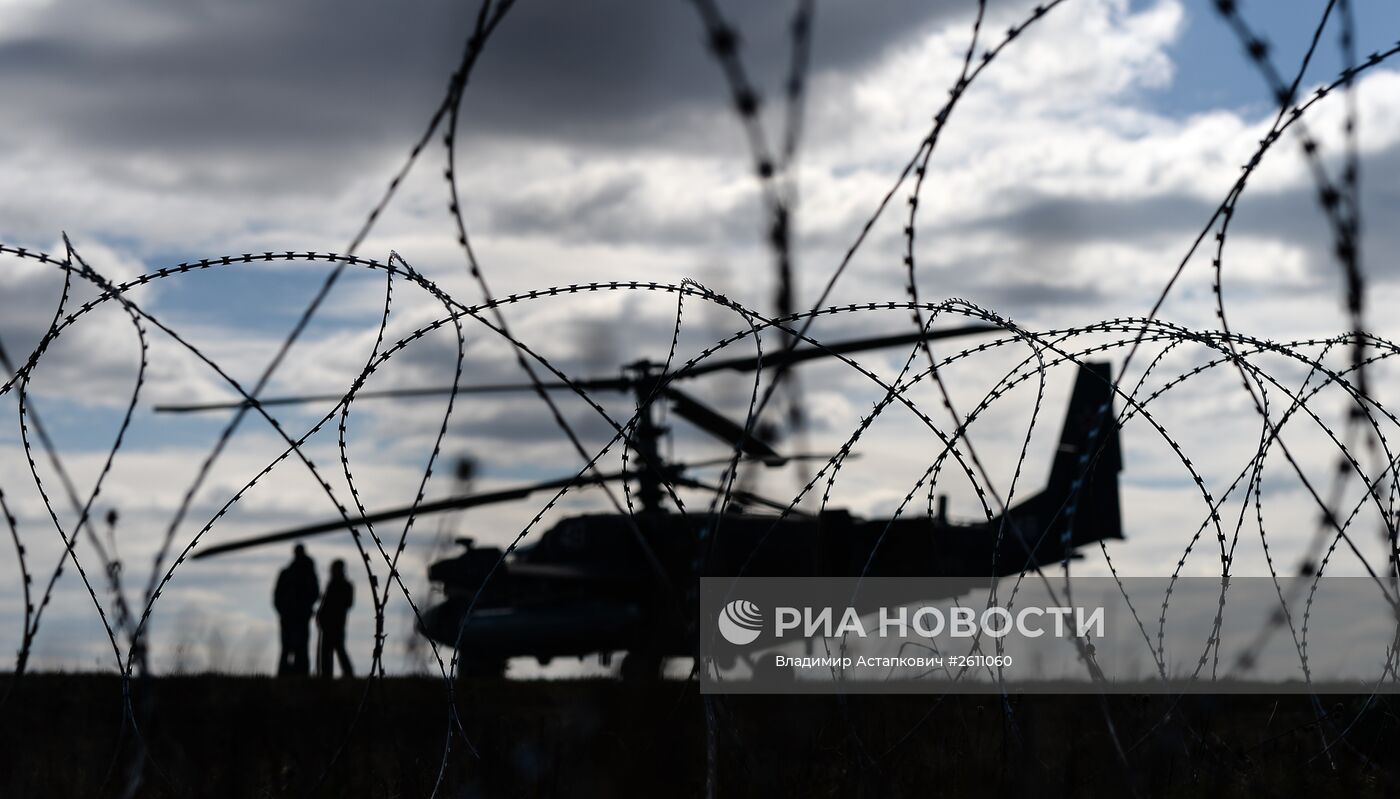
[273,544,320,676]
[316,559,354,678]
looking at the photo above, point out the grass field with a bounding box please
[1,673,1397,797]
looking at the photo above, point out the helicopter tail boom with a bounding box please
[997,361,1123,569]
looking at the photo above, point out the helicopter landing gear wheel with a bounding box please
[620,651,664,682]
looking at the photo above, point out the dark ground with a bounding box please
[1,673,1398,797]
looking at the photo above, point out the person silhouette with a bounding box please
[316,559,354,678]
[273,544,320,676]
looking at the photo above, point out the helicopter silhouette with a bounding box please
[165,325,1123,679]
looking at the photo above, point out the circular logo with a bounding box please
[718,599,763,645]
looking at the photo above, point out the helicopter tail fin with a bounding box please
[1000,361,1123,568]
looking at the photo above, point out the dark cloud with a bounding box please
[453,401,624,445]
[0,0,967,192]
[477,170,764,247]
[464,0,968,143]
[964,275,1110,309]
[975,191,1208,246]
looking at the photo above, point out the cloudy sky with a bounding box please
[2,0,1400,675]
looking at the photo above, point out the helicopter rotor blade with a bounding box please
[672,475,808,516]
[661,386,781,463]
[154,377,633,414]
[154,325,998,414]
[190,468,641,559]
[188,457,795,559]
[681,452,858,469]
[676,323,1002,379]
